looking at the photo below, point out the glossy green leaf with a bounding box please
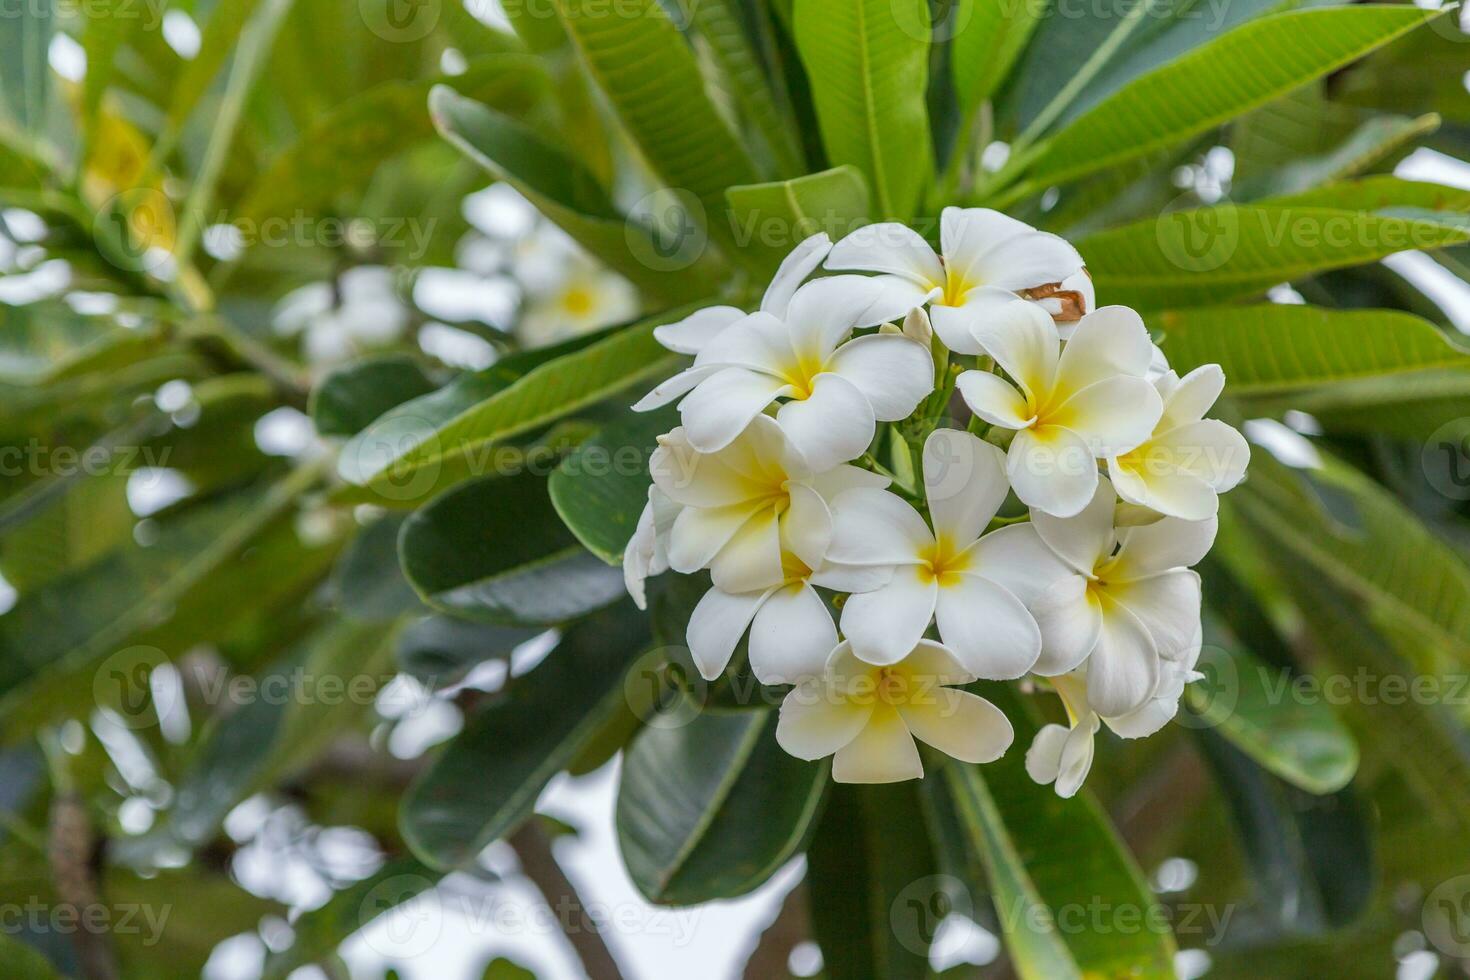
[1079,205,1470,309]
[793,0,933,219]
[1019,6,1437,190]
[617,709,825,905]
[951,0,1046,118]
[396,614,539,690]
[332,513,425,622]
[549,405,676,565]
[941,683,1177,979]
[343,308,693,496]
[552,0,759,253]
[807,781,936,980]
[724,165,872,279]
[400,600,651,869]
[399,471,625,625]
[0,934,58,979]
[1158,305,1470,395]
[0,0,53,134]
[311,355,437,438]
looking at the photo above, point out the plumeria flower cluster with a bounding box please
[623,209,1249,793]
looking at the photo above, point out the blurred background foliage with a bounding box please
[2,0,1470,977]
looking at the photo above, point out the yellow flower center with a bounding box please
[775,350,826,400]
[561,284,595,316]
[940,262,975,307]
[876,667,911,705]
[916,533,972,588]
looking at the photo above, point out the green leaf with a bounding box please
[1158,305,1470,396]
[940,683,1177,979]
[549,406,677,565]
[342,308,695,498]
[396,615,539,690]
[0,934,59,979]
[311,355,437,438]
[0,0,53,134]
[724,165,872,279]
[1018,6,1438,191]
[950,0,1046,118]
[400,600,652,869]
[1256,174,1470,212]
[332,514,425,622]
[429,85,725,304]
[238,58,550,225]
[807,781,936,980]
[616,709,825,905]
[1187,626,1358,795]
[552,0,759,253]
[1079,206,1470,309]
[399,471,625,626]
[793,0,933,220]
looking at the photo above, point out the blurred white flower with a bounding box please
[273,266,409,367]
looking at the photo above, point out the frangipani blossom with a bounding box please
[825,207,1085,354]
[957,302,1162,517]
[634,273,934,471]
[1108,364,1250,521]
[644,417,889,682]
[623,485,679,610]
[1026,644,1203,798]
[1029,481,1215,718]
[777,640,1014,783]
[826,429,1069,676]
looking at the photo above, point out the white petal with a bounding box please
[782,483,834,572]
[761,233,832,318]
[935,576,1041,679]
[1054,722,1097,798]
[808,464,890,504]
[970,300,1058,402]
[809,561,895,594]
[776,373,876,472]
[1109,458,1218,522]
[668,501,762,573]
[1085,600,1159,717]
[749,583,838,683]
[783,275,895,362]
[897,639,977,686]
[1025,724,1069,785]
[687,587,768,680]
[1114,515,1217,577]
[1032,575,1102,675]
[832,706,924,783]
[1151,419,1250,492]
[966,523,1074,607]
[1109,571,1202,662]
[1030,476,1116,574]
[930,287,1023,355]
[1160,364,1225,430]
[840,567,938,665]
[680,368,793,454]
[943,207,1084,291]
[899,689,1013,764]
[1104,696,1179,740]
[1007,425,1099,519]
[653,306,745,354]
[650,427,768,508]
[828,488,932,566]
[923,428,1009,546]
[632,364,722,412]
[956,370,1033,429]
[1054,305,1154,394]
[709,507,785,593]
[693,311,794,373]
[622,489,675,609]
[825,334,934,421]
[902,306,933,345]
[826,222,944,285]
[862,275,942,326]
[1048,375,1163,456]
[777,684,873,760]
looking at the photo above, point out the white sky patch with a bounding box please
[163,10,203,59]
[48,33,86,82]
[1382,251,1470,333]
[254,406,317,458]
[127,467,195,517]
[1245,418,1323,470]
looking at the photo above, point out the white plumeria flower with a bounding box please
[777,640,1014,783]
[826,429,1070,677]
[518,263,639,348]
[1026,642,1204,798]
[643,417,889,682]
[634,275,933,472]
[825,207,1085,355]
[956,302,1163,517]
[1028,480,1215,718]
[1107,365,1250,521]
[273,266,409,367]
[623,485,680,610]
[650,233,834,355]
